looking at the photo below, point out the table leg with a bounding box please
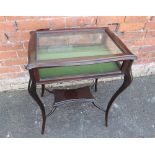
[28,79,46,134]
[91,78,98,92]
[41,84,45,97]
[105,60,133,126]
[94,78,98,92]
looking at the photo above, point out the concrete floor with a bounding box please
[0,75,155,138]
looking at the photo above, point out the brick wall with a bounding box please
[0,16,155,89]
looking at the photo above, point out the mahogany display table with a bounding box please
[26,27,136,134]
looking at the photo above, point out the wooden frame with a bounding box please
[26,27,136,69]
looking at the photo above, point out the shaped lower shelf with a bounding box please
[53,86,95,106]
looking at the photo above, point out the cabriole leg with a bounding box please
[29,79,46,134]
[105,60,133,127]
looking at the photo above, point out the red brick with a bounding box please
[1,58,27,66]
[145,22,155,30]
[66,16,96,28]
[50,17,65,29]
[134,38,155,46]
[18,20,49,31]
[20,32,30,41]
[5,16,49,21]
[22,41,29,49]
[147,57,155,63]
[0,73,12,79]
[5,16,27,21]
[17,49,28,57]
[12,71,28,78]
[108,32,149,48]
[118,37,144,47]
[28,16,49,20]
[130,46,140,55]
[151,16,155,21]
[66,17,78,27]
[0,71,28,79]
[117,32,145,41]
[135,56,155,64]
[132,40,144,46]
[76,16,96,27]
[135,58,151,64]
[0,16,5,22]
[6,32,30,42]
[120,39,141,47]
[20,65,27,72]
[0,66,21,74]
[40,16,51,19]
[0,42,23,51]
[0,74,8,79]
[0,33,6,42]
[119,23,145,32]
[97,16,125,26]
[139,46,155,52]
[146,31,155,38]
[125,16,150,22]
[0,22,15,32]
[107,24,118,31]
[138,51,155,58]
[0,51,17,60]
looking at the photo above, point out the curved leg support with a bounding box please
[29,80,46,134]
[46,95,57,117]
[92,102,105,112]
[47,106,57,117]
[105,61,133,127]
[45,88,54,94]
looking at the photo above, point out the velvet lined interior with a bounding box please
[37,45,121,60]
[39,62,120,79]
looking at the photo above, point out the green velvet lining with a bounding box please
[39,62,120,79]
[37,45,121,60]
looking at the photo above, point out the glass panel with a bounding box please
[39,62,120,79]
[36,29,123,61]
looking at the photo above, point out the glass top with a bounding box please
[36,29,123,61]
